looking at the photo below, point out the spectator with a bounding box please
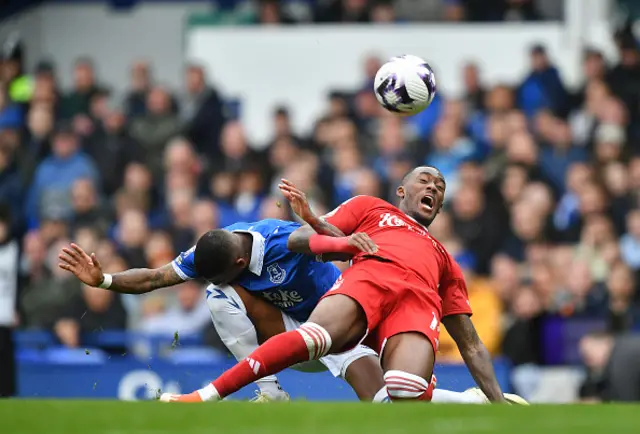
[139,281,210,336]
[451,184,503,273]
[165,189,195,253]
[86,109,142,196]
[115,209,149,269]
[19,104,53,184]
[0,206,19,397]
[602,162,632,234]
[438,254,502,361]
[190,200,219,241]
[501,200,546,261]
[55,256,128,350]
[259,196,291,220]
[315,0,372,23]
[518,44,568,118]
[570,79,610,148]
[267,106,301,147]
[425,119,475,193]
[579,332,640,402]
[605,262,638,332]
[538,119,586,195]
[215,121,261,173]
[256,0,296,24]
[59,58,102,120]
[0,87,22,132]
[181,64,227,162]
[571,49,608,111]
[0,144,22,231]
[461,62,486,113]
[162,138,201,187]
[593,123,626,168]
[129,86,181,178]
[607,33,640,127]
[620,209,640,271]
[124,61,153,118]
[370,1,396,23]
[24,124,99,228]
[21,237,82,330]
[70,178,110,235]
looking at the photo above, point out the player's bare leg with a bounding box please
[380,332,436,401]
[236,287,385,401]
[163,294,369,402]
[342,355,385,401]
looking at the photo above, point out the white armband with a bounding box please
[98,273,113,289]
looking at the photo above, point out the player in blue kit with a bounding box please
[58,218,385,402]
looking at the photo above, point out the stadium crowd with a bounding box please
[1,15,640,399]
[209,0,562,25]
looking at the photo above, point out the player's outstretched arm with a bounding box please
[279,178,345,237]
[442,314,506,403]
[59,243,183,294]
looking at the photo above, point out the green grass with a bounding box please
[1,400,640,434]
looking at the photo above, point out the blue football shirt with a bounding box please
[171,219,342,322]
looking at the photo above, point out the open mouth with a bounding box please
[421,195,435,211]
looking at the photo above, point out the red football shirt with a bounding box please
[322,195,472,318]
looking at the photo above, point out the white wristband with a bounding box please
[98,273,113,289]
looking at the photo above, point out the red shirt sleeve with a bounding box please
[321,195,372,235]
[440,256,473,317]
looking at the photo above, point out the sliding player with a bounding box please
[160,167,509,403]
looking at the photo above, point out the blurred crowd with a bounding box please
[1,15,640,386]
[210,0,561,25]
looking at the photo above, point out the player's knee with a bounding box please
[296,322,332,360]
[384,370,433,401]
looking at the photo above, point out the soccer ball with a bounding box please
[373,55,437,116]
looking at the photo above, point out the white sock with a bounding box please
[206,284,288,397]
[196,383,221,402]
[431,389,487,404]
[372,386,391,403]
[256,376,286,397]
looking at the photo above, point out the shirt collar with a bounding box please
[231,230,265,276]
[398,209,430,232]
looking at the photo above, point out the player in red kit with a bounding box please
[163,166,505,403]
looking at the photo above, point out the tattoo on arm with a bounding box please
[442,314,505,402]
[110,263,183,294]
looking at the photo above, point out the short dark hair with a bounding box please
[194,230,236,279]
[401,166,443,185]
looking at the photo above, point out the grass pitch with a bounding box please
[2,400,639,434]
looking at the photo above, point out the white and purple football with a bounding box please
[373,55,437,116]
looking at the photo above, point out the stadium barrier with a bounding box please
[15,331,512,400]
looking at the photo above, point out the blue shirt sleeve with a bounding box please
[170,246,198,280]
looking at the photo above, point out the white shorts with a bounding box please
[206,283,378,379]
[281,312,378,378]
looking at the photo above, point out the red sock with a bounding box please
[211,323,331,399]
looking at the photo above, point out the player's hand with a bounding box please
[58,243,105,287]
[278,179,317,223]
[348,233,378,254]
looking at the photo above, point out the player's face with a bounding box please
[397,167,446,227]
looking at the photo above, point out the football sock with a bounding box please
[384,370,433,401]
[431,389,487,404]
[209,323,332,400]
[372,386,391,403]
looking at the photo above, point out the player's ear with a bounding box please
[396,185,405,199]
[236,257,247,269]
